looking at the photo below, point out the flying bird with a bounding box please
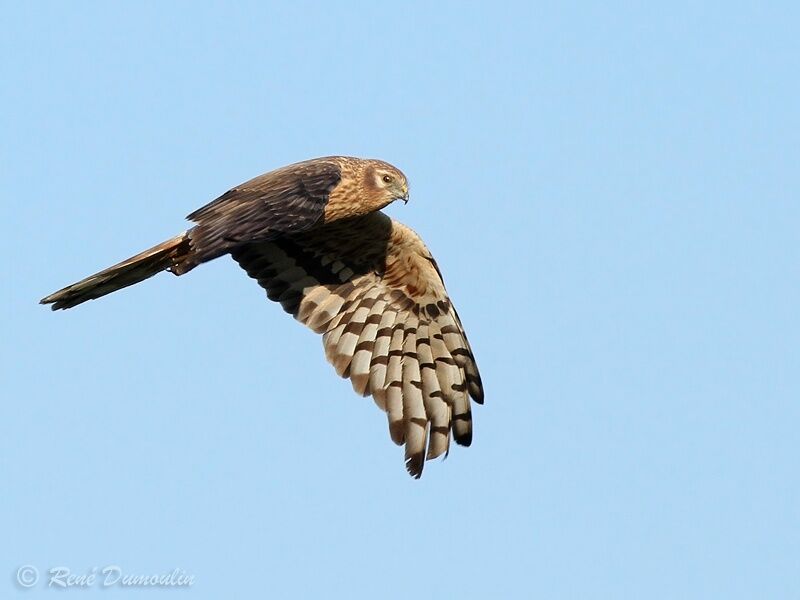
[40,156,483,478]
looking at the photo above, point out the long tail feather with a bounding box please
[40,232,193,310]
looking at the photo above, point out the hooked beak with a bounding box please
[400,184,409,204]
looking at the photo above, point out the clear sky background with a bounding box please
[2,2,798,598]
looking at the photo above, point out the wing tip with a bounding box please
[470,384,485,405]
[405,454,424,479]
[453,423,473,447]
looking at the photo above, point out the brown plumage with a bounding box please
[40,156,483,478]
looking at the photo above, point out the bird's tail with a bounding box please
[40,232,195,310]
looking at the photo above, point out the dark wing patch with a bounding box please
[187,158,342,264]
[231,212,483,478]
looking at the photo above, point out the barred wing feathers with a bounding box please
[231,212,483,478]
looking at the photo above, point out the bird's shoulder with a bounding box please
[186,156,354,223]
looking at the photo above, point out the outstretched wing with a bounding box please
[231,212,483,478]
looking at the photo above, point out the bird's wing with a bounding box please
[186,157,343,262]
[231,212,483,478]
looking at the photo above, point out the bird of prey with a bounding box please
[41,156,483,478]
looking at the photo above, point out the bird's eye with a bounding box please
[382,174,393,184]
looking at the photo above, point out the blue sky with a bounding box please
[2,1,798,598]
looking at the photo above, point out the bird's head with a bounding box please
[363,160,409,209]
